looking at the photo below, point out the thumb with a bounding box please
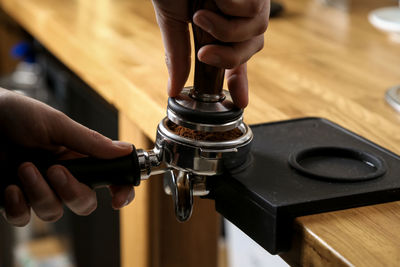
[153,9,191,97]
[49,112,132,159]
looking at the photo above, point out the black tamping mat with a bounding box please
[209,117,400,254]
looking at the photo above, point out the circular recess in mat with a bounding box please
[288,147,386,182]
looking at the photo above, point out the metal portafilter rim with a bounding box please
[158,117,253,150]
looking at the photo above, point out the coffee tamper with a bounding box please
[0,0,253,222]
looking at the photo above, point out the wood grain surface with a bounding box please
[119,113,152,267]
[2,0,400,266]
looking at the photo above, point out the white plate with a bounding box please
[369,7,400,34]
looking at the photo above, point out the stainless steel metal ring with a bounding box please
[167,109,243,132]
[155,117,253,176]
[158,117,253,150]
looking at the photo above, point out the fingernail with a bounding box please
[112,141,132,149]
[20,164,38,187]
[123,189,135,207]
[194,15,213,33]
[48,167,68,187]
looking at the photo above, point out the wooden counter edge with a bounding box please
[281,220,352,267]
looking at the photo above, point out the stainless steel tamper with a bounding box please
[0,0,253,222]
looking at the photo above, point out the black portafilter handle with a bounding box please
[0,145,141,209]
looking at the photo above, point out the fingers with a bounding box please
[152,0,268,100]
[47,165,97,216]
[3,163,99,226]
[226,64,249,108]
[216,0,266,18]
[197,35,264,69]
[3,185,30,227]
[193,6,268,43]
[153,7,191,97]
[49,111,133,159]
[109,185,135,209]
[17,162,63,222]
[0,91,133,160]
[193,0,268,70]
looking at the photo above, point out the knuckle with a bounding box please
[256,20,269,35]
[89,129,103,143]
[52,109,67,120]
[215,23,236,42]
[226,57,241,69]
[224,30,235,42]
[247,0,264,16]
[87,129,105,154]
[46,110,67,141]
[257,38,265,52]
[50,109,68,127]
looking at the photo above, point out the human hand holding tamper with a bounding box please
[152,0,270,108]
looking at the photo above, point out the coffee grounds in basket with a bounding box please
[167,121,243,141]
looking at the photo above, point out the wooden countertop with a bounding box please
[2,0,400,265]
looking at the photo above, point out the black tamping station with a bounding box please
[2,0,400,255]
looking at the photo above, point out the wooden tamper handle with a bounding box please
[190,0,225,102]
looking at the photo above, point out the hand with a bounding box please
[0,89,135,227]
[152,0,270,108]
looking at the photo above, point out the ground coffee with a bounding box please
[167,120,243,142]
